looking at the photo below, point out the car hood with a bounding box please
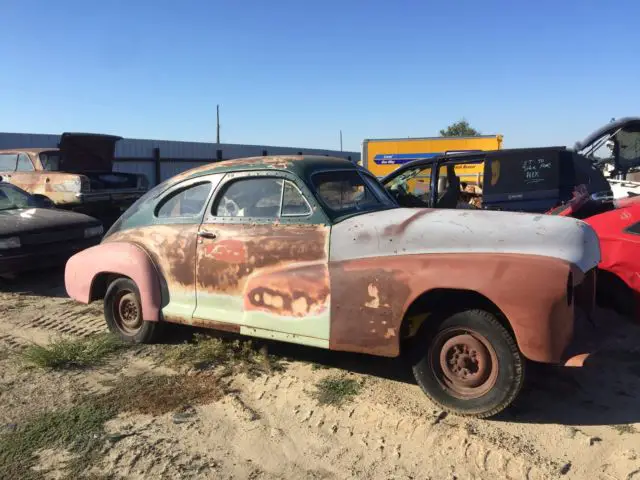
[58,132,122,172]
[0,208,100,236]
[329,208,600,273]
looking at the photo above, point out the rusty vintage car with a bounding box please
[0,132,148,216]
[64,155,601,417]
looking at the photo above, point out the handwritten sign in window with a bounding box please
[522,158,553,184]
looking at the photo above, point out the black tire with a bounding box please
[411,309,524,418]
[104,277,162,344]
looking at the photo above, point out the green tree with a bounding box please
[439,118,480,137]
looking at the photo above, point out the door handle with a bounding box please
[198,230,217,239]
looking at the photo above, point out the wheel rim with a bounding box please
[113,291,142,334]
[429,327,499,399]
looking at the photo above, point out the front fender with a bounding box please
[329,253,577,363]
[64,241,163,322]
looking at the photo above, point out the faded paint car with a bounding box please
[64,155,601,418]
[0,133,148,215]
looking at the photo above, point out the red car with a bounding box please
[550,191,640,320]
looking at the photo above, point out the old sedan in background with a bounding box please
[0,132,148,218]
[65,155,600,418]
[0,182,103,276]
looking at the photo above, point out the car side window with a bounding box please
[16,154,34,172]
[626,221,640,235]
[0,154,18,171]
[281,180,311,216]
[156,182,212,218]
[214,178,283,218]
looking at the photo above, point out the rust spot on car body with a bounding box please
[243,262,330,317]
[203,239,248,264]
[164,314,242,333]
[329,253,582,362]
[196,224,329,295]
[383,209,434,237]
[106,225,199,289]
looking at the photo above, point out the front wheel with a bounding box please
[104,278,162,344]
[411,309,525,418]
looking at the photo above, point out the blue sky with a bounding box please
[1,0,638,152]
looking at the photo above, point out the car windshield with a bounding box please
[39,152,62,171]
[0,183,35,211]
[312,169,396,220]
[385,164,433,194]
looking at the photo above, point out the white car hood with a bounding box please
[330,208,600,273]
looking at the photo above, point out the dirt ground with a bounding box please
[1,269,640,479]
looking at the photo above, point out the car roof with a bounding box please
[380,146,569,183]
[168,155,360,185]
[0,148,58,155]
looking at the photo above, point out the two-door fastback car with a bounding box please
[65,155,601,417]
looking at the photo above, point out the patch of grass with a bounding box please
[311,362,331,371]
[95,373,223,416]
[164,334,283,377]
[0,371,231,479]
[612,424,638,435]
[0,403,115,480]
[21,334,127,370]
[312,375,361,407]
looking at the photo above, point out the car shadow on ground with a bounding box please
[169,312,640,427]
[499,309,640,426]
[0,267,68,298]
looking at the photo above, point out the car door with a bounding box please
[194,171,332,348]
[104,175,222,322]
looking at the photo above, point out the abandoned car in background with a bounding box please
[382,146,612,213]
[65,155,600,418]
[0,181,103,276]
[381,117,640,214]
[0,133,149,218]
[550,189,640,321]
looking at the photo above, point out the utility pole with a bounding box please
[339,130,343,152]
[216,105,221,143]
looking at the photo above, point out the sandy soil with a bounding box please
[1,268,640,479]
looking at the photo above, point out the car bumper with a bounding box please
[0,237,101,275]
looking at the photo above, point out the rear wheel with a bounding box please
[411,309,524,418]
[104,278,162,343]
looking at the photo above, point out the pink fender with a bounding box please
[64,242,163,322]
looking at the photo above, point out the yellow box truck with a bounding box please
[361,135,503,181]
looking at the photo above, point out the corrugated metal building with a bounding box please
[0,132,360,186]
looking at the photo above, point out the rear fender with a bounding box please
[64,241,163,322]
